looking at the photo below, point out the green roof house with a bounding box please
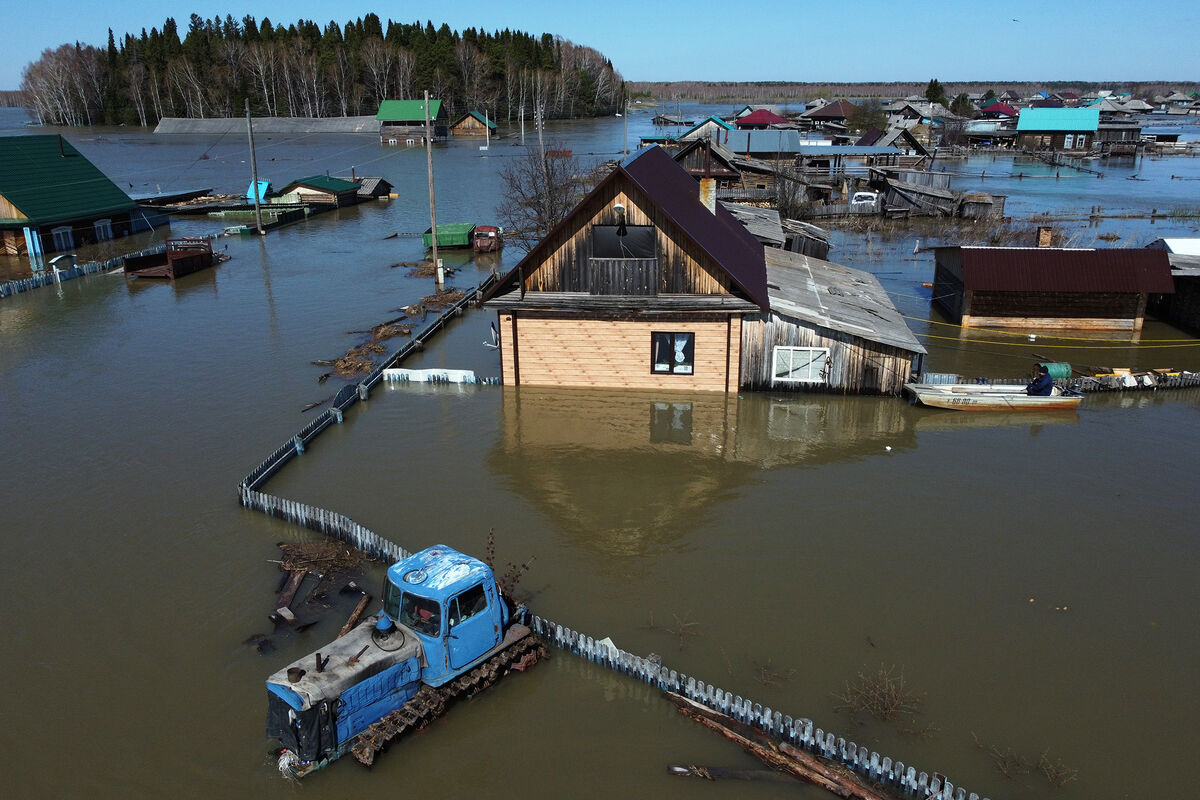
[0,134,158,256]
[376,99,446,145]
[275,175,363,207]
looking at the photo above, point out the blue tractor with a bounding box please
[266,544,544,777]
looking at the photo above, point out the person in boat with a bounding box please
[1026,364,1054,396]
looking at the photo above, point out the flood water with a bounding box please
[2,105,1199,799]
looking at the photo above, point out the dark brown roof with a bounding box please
[805,100,858,119]
[484,145,768,309]
[945,247,1175,293]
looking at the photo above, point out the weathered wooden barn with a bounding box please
[1015,108,1099,151]
[1146,239,1200,334]
[481,145,768,393]
[450,111,497,137]
[740,249,926,395]
[0,134,161,257]
[376,99,446,144]
[932,246,1175,331]
[275,175,362,207]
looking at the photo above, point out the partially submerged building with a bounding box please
[1015,108,1100,152]
[481,145,920,394]
[932,246,1175,331]
[275,175,363,207]
[0,134,166,257]
[450,111,497,137]
[377,99,446,144]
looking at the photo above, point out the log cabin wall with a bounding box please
[497,313,738,392]
[740,314,916,395]
[963,290,1145,330]
[522,184,735,298]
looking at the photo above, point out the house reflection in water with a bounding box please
[489,388,917,555]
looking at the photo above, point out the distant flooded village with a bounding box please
[3,45,1200,800]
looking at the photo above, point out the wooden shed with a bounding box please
[481,144,768,393]
[275,175,362,207]
[450,111,497,137]
[932,246,1175,331]
[739,249,926,395]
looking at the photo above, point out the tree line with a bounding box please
[20,14,625,126]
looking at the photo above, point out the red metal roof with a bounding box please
[980,102,1017,116]
[951,247,1175,293]
[734,109,788,127]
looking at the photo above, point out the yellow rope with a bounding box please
[900,313,1200,343]
[914,332,1200,349]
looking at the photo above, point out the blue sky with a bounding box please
[3,1,1197,89]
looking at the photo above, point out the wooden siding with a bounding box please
[0,193,24,219]
[523,186,735,298]
[740,315,915,395]
[964,290,1146,330]
[498,313,737,392]
[451,117,489,135]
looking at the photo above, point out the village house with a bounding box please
[677,116,734,142]
[931,246,1175,331]
[450,111,497,137]
[481,145,921,395]
[1015,107,1100,151]
[1147,239,1200,335]
[376,99,446,144]
[274,175,362,207]
[734,109,789,129]
[0,134,165,257]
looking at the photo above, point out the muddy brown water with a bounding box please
[1,107,1198,798]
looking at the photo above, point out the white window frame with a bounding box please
[1076,134,1087,149]
[93,218,113,241]
[1063,134,1074,149]
[51,225,74,251]
[772,346,830,385]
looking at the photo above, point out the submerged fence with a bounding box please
[1,235,220,299]
[531,616,989,800]
[236,272,990,799]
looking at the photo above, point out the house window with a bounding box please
[772,346,829,384]
[93,219,113,241]
[51,225,74,252]
[1076,135,1087,149]
[592,225,654,259]
[1063,134,1074,149]
[651,332,694,375]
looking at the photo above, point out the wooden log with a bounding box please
[665,692,898,800]
[275,569,307,612]
[338,594,373,638]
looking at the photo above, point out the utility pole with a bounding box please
[424,90,441,287]
[246,99,264,234]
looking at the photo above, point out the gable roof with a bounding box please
[246,180,273,201]
[376,99,442,122]
[485,145,769,310]
[0,134,137,227]
[1017,107,1100,132]
[803,99,858,119]
[453,111,497,130]
[939,247,1173,293]
[679,115,733,138]
[735,109,788,127]
[279,175,362,194]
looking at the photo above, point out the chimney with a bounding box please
[699,140,717,213]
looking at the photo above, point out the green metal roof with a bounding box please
[280,175,361,193]
[1016,108,1100,132]
[0,134,137,227]
[376,99,443,122]
[455,111,497,130]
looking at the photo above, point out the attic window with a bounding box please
[592,225,654,259]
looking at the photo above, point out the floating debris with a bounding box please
[278,541,367,573]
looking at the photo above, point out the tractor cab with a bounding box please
[382,545,509,686]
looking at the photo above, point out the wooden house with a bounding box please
[677,116,733,141]
[376,99,446,144]
[334,175,394,199]
[931,246,1175,331]
[740,249,926,395]
[1016,108,1099,151]
[450,111,497,137]
[275,175,362,207]
[481,144,768,393]
[802,99,858,124]
[670,138,741,188]
[0,134,157,257]
[734,109,788,129]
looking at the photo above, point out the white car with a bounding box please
[850,191,880,209]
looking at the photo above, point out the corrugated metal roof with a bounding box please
[1016,108,1099,131]
[946,247,1174,293]
[803,100,858,119]
[735,109,788,127]
[484,145,769,310]
[376,99,442,121]
[764,249,926,354]
[0,134,137,227]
